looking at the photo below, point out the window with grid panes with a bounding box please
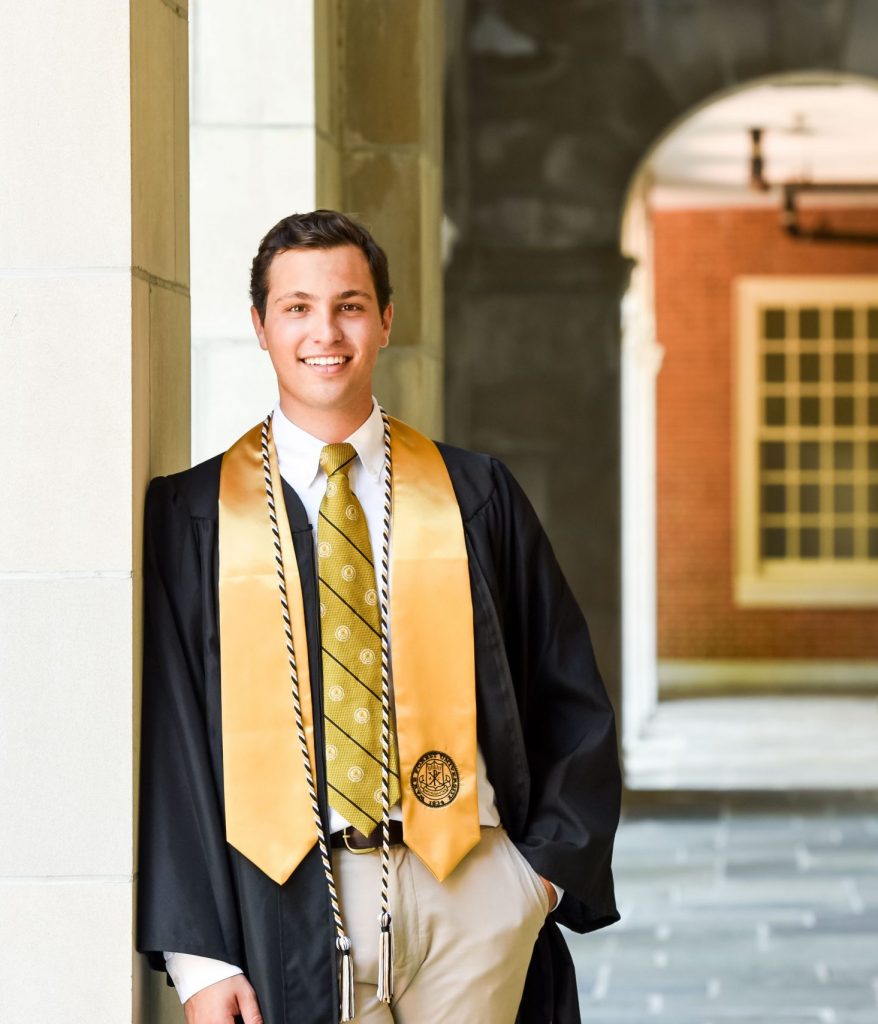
[735,278,878,606]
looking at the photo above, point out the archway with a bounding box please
[620,71,878,788]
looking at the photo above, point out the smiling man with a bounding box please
[136,210,621,1024]
[252,243,392,443]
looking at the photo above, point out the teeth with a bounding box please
[304,356,348,365]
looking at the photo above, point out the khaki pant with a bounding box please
[331,825,551,1024]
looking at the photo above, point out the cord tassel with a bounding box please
[376,911,394,1003]
[337,935,355,1022]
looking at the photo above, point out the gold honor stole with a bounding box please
[218,414,481,885]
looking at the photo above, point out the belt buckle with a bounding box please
[342,825,374,855]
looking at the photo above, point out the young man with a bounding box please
[136,210,621,1024]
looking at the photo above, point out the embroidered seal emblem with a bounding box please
[411,750,459,808]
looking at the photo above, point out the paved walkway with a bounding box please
[624,697,878,791]
[566,799,878,1023]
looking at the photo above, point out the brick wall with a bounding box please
[654,205,878,658]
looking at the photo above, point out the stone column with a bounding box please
[316,0,446,436]
[0,2,189,1022]
[190,0,445,453]
[189,0,319,462]
[620,169,664,751]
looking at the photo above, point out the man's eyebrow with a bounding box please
[274,289,373,304]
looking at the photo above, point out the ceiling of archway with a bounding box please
[650,79,878,208]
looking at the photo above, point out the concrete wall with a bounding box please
[0,1,190,1021]
[443,0,878,723]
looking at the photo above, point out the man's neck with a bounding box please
[277,394,373,443]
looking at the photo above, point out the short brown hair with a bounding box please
[249,209,393,323]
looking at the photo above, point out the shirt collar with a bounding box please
[271,396,385,490]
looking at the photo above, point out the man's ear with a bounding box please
[251,305,268,350]
[380,302,394,349]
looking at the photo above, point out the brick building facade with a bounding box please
[654,206,878,660]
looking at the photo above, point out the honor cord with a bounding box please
[260,410,397,1019]
[376,409,395,1003]
[261,415,353,1020]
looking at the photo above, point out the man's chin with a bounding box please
[280,381,367,414]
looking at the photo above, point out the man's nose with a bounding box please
[311,307,343,343]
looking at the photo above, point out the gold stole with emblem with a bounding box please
[217,414,481,885]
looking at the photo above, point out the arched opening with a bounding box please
[620,71,878,789]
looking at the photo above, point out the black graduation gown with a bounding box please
[136,440,622,1024]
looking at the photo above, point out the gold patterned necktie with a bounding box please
[317,442,401,836]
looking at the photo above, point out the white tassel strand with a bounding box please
[337,935,355,1022]
[377,911,394,1003]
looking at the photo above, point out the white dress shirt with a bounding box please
[163,397,560,1004]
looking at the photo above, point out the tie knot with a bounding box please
[320,442,357,478]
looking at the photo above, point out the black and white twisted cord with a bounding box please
[260,414,355,1021]
[376,407,395,1002]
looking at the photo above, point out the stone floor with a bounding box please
[566,798,878,1023]
[624,697,878,791]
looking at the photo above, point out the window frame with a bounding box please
[734,275,878,607]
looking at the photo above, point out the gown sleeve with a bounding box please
[488,457,622,934]
[136,475,245,974]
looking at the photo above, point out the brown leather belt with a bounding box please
[329,820,405,853]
